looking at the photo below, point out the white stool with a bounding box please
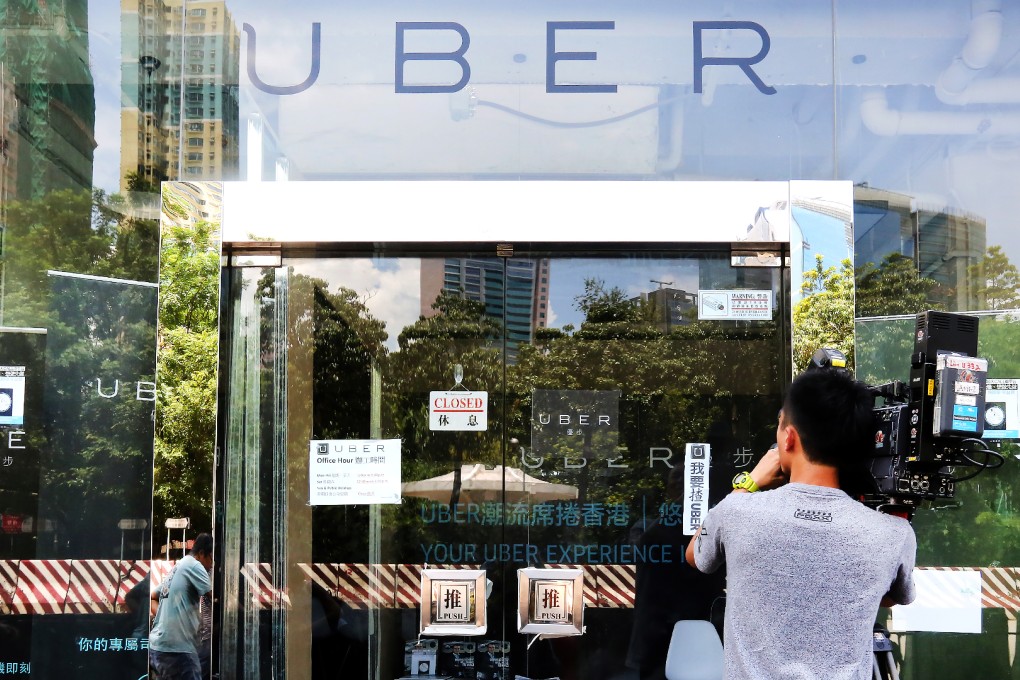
[664,620,724,680]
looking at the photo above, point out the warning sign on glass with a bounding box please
[429,391,488,431]
[698,290,773,320]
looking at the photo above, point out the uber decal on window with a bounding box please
[683,443,711,535]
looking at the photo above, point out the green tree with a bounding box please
[856,252,944,318]
[968,245,1020,310]
[1,188,158,326]
[152,219,221,538]
[792,256,855,373]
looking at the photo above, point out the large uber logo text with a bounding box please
[242,20,777,96]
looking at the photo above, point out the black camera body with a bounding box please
[815,311,996,519]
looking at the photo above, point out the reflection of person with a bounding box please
[149,533,214,680]
[686,369,916,679]
[197,588,213,678]
[626,466,725,680]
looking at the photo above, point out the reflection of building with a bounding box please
[1,64,17,206]
[420,258,550,358]
[854,185,986,311]
[632,287,697,332]
[120,0,240,192]
[161,180,223,229]
[0,0,95,197]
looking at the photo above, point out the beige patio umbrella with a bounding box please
[401,464,578,504]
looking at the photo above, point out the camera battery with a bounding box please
[933,354,988,438]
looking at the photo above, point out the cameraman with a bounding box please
[685,368,916,679]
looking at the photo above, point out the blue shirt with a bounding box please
[149,555,212,654]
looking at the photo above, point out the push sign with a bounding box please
[430,391,488,431]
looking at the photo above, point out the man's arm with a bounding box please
[685,447,786,568]
[880,526,918,607]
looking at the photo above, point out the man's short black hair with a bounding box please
[782,368,875,468]
[191,532,214,558]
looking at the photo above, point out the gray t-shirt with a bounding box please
[149,555,212,654]
[693,483,916,680]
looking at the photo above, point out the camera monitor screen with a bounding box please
[0,365,27,426]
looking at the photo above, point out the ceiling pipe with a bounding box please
[861,89,1020,136]
[936,0,1006,105]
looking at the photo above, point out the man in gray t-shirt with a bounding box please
[686,368,916,680]
[150,533,214,680]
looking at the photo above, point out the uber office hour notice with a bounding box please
[309,439,402,505]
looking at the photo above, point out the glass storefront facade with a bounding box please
[2,1,1020,678]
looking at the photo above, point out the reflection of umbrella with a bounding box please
[401,464,578,504]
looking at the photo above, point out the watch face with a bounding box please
[0,391,12,414]
[985,403,1007,429]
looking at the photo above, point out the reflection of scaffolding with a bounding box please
[0,0,96,198]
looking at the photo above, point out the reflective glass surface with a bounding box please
[217,247,789,679]
[3,0,1020,677]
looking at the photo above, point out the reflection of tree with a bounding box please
[853,254,947,384]
[967,245,1020,310]
[2,188,158,325]
[385,290,502,469]
[793,256,855,373]
[509,279,782,545]
[1,188,160,557]
[305,277,389,562]
[153,220,220,540]
[41,277,157,557]
[856,252,944,318]
[912,442,1020,568]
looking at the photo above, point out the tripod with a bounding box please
[872,624,901,680]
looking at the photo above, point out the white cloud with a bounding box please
[295,258,421,351]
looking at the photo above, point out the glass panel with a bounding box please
[219,244,791,679]
[855,312,1020,679]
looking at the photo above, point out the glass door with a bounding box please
[216,244,791,680]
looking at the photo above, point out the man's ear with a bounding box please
[780,424,799,452]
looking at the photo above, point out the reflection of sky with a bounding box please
[86,0,1020,272]
[88,2,123,193]
[547,259,700,330]
[290,258,421,351]
[289,256,701,348]
[791,206,851,303]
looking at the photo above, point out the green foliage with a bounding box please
[856,252,944,318]
[1,188,159,556]
[967,245,1020,310]
[1,188,159,326]
[792,256,855,373]
[152,220,221,539]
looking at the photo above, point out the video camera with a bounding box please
[812,310,1004,519]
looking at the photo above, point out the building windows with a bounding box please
[188,123,204,132]
[187,152,203,161]
[188,138,204,147]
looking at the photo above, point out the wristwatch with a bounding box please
[732,471,760,493]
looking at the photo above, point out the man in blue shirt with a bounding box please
[149,533,214,680]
